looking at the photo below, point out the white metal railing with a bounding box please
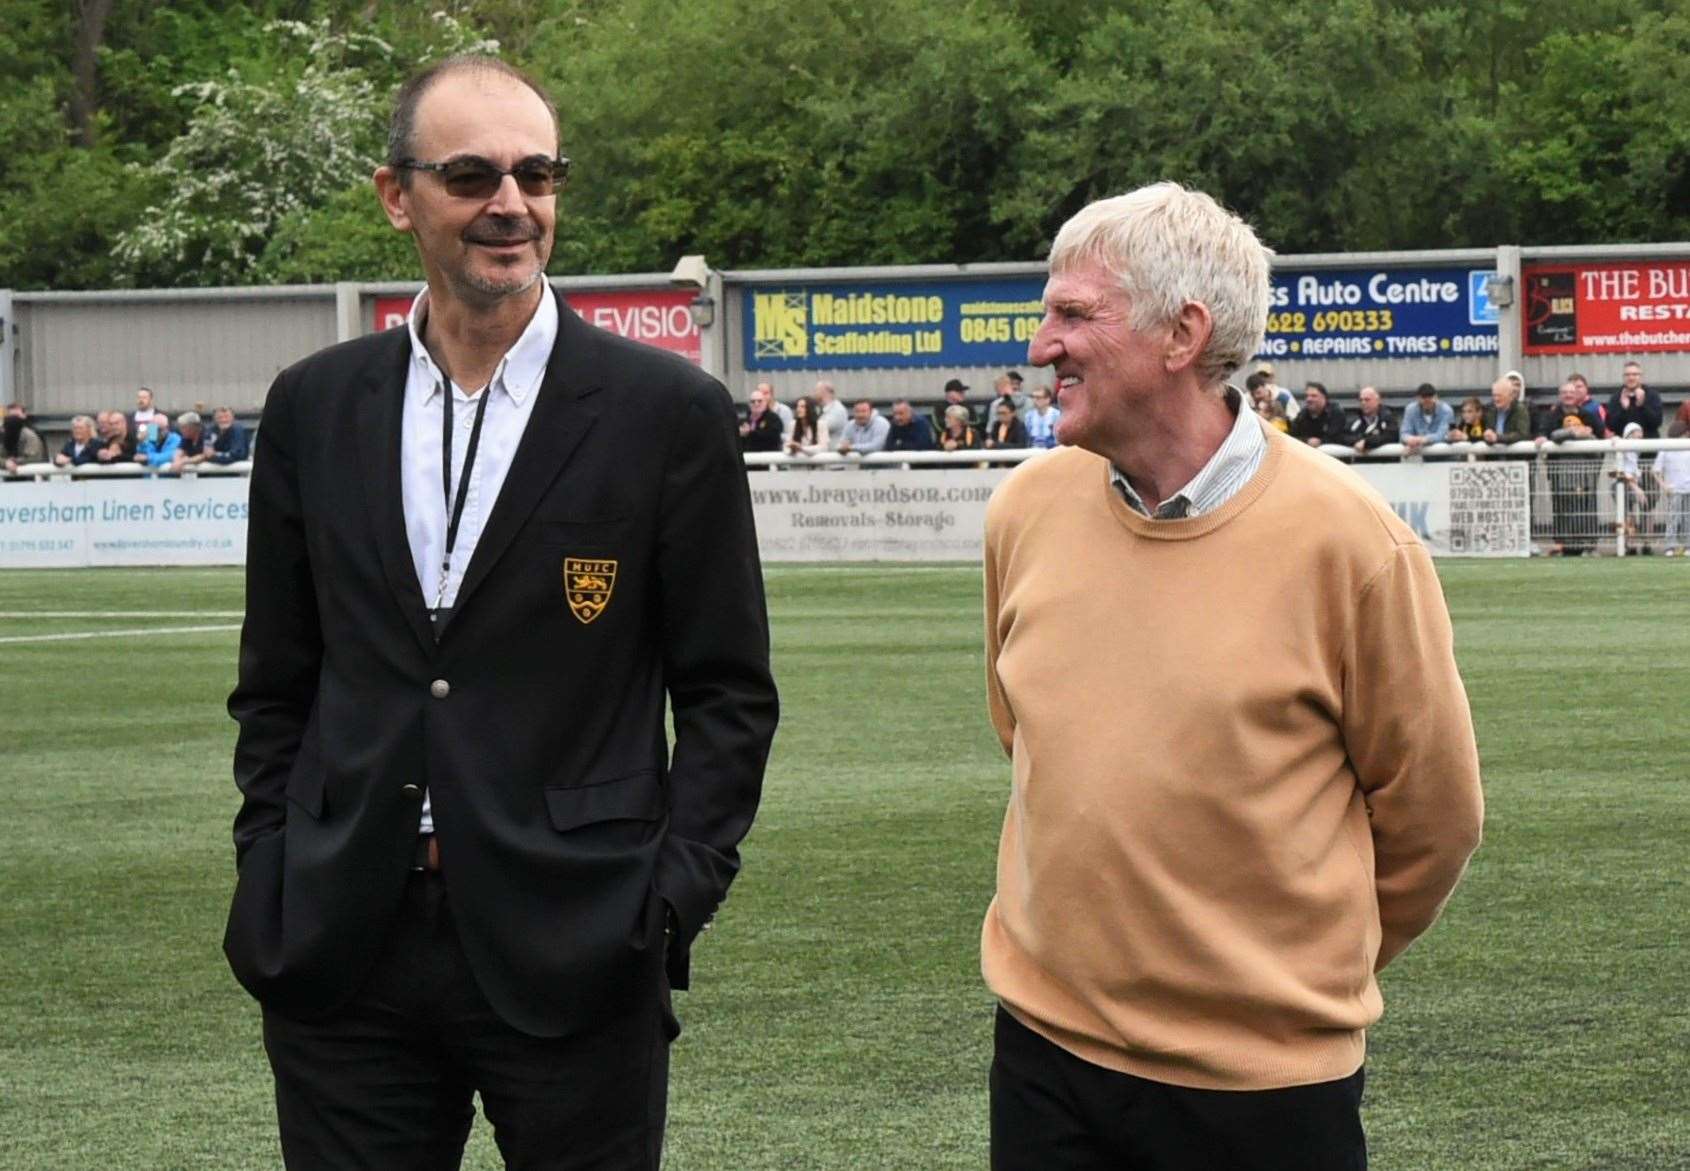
[2,461,254,480]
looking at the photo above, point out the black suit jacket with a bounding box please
[224,296,778,1035]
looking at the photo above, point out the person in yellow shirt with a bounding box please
[982,182,1483,1171]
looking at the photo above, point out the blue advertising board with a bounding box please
[743,267,1501,371]
[1258,267,1498,360]
[744,278,1046,371]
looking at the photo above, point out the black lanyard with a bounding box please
[435,377,492,611]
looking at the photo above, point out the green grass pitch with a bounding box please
[1,561,1687,1169]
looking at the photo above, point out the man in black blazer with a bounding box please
[224,55,777,1170]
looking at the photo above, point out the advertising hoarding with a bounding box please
[1257,268,1499,360]
[1523,260,1690,354]
[373,288,702,364]
[744,268,1501,371]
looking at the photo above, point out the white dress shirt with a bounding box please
[400,285,557,832]
[1110,386,1267,519]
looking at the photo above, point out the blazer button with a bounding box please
[430,679,450,699]
[401,783,422,799]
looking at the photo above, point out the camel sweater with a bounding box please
[981,431,1484,1091]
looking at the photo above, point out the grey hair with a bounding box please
[1048,182,1273,385]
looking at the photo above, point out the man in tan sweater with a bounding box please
[982,183,1483,1170]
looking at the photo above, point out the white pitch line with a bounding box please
[1,610,244,619]
[0,623,241,646]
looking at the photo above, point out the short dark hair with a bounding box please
[1416,382,1437,396]
[1304,381,1327,396]
[1245,371,1270,392]
[387,55,560,179]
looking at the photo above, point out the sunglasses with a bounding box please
[398,155,572,199]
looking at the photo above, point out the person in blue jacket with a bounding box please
[134,411,182,469]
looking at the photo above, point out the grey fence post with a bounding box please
[0,289,14,408]
[334,282,362,343]
[1494,245,1522,376]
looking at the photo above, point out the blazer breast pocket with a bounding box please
[538,517,628,546]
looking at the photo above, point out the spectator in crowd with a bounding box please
[97,410,136,464]
[745,380,793,440]
[1288,381,1346,447]
[768,383,795,439]
[1536,379,1606,555]
[812,380,848,439]
[1346,385,1399,452]
[983,398,1028,449]
[1023,384,1061,449]
[1607,361,1663,438]
[55,415,103,467]
[1535,378,1605,445]
[1610,421,1655,549]
[1450,396,1486,442]
[1252,393,1290,432]
[1568,372,1605,426]
[133,386,160,431]
[1401,383,1454,452]
[938,404,980,452]
[1244,370,1299,422]
[1256,364,1300,419]
[931,378,977,432]
[1654,420,1690,556]
[3,403,46,473]
[738,383,784,453]
[171,411,212,472]
[837,399,890,454]
[993,372,1029,413]
[134,409,181,469]
[208,406,251,464]
[885,399,936,452]
[1674,399,1690,436]
[1482,376,1532,444]
[784,395,830,456]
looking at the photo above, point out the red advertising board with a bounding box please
[1523,260,1690,354]
[372,287,701,365]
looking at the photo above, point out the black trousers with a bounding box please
[261,870,673,1171]
[990,1007,1366,1171]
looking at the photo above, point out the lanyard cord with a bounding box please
[436,377,492,610]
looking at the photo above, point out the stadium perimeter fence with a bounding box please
[3,439,1689,564]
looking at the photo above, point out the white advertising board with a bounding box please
[745,467,1006,561]
[1348,461,1531,557]
[0,478,249,568]
[0,458,1528,568]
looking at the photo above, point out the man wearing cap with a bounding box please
[1400,383,1453,453]
[932,378,977,433]
[984,182,1482,1170]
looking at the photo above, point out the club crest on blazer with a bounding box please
[564,557,617,624]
